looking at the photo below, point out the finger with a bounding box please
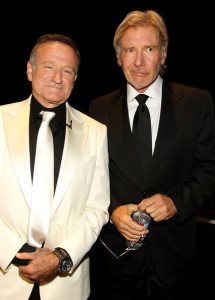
[153,214,169,222]
[138,196,156,211]
[19,264,35,279]
[124,228,149,241]
[149,198,174,219]
[123,226,149,240]
[121,226,143,240]
[16,252,36,260]
[150,206,170,221]
[145,201,163,215]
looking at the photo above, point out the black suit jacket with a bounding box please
[89,79,215,284]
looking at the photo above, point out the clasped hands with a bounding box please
[111,193,177,241]
[16,248,59,283]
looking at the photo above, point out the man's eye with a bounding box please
[64,70,72,74]
[45,65,52,69]
[147,47,153,52]
[127,48,134,53]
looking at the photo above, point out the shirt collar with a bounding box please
[30,95,66,124]
[127,75,163,103]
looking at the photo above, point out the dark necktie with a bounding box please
[132,94,152,177]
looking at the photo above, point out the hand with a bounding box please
[138,194,177,222]
[16,247,59,283]
[111,204,149,241]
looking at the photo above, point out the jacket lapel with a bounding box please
[53,103,88,213]
[3,99,90,213]
[109,86,145,185]
[3,99,32,208]
[146,80,184,184]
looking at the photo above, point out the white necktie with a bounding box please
[28,111,55,247]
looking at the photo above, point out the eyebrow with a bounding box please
[41,61,74,69]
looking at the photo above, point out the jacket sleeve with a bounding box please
[54,121,110,271]
[168,93,215,222]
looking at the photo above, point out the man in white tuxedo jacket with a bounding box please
[0,34,110,300]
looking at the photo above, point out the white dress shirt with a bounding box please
[127,75,163,154]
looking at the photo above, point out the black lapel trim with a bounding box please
[109,86,145,185]
[146,80,180,185]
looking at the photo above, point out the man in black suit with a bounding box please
[89,10,215,300]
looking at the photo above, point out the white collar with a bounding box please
[127,75,163,103]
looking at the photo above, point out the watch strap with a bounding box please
[53,247,67,260]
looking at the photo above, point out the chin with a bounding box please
[46,94,65,103]
[132,79,154,91]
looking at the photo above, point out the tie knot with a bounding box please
[136,94,148,104]
[40,111,56,124]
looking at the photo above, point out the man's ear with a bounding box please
[27,61,33,82]
[116,53,122,67]
[74,73,78,83]
[161,49,167,66]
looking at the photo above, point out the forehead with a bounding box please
[121,26,159,46]
[36,42,78,65]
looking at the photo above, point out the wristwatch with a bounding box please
[53,248,73,273]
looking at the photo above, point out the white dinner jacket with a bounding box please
[0,96,110,300]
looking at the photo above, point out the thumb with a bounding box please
[125,204,139,216]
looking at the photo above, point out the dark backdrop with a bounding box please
[2,4,215,298]
[2,4,214,114]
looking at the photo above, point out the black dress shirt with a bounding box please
[29,95,66,190]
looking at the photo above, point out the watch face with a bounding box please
[60,259,73,273]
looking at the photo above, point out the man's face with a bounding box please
[27,42,78,108]
[117,26,167,93]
